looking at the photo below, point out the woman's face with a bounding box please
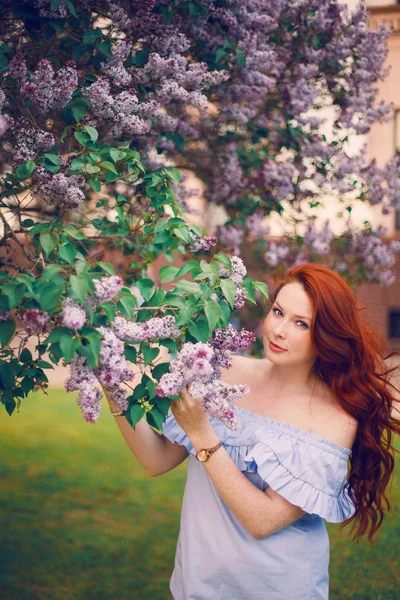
[262,282,317,368]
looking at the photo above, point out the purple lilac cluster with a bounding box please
[22,309,49,335]
[0,311,11,321]
[157,325,255,429]
[93,276,124,303]
[32,167,85,210]
[188,233,218,253]
[113,314,180,341]
[0,89,13,137]
[65,355,103,423]
[20,59,78,113]
[61,298,86,330]
[220,256,247,309]
[94,326,134,394]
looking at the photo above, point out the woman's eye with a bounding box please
[297,321,308,329]
[273,307,282,316]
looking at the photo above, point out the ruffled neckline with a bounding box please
[232,404,352,457]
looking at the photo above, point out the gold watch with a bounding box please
[196,442,222,462]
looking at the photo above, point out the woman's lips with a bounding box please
[269,341,287,353]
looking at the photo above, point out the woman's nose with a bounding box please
[273,321,287,338]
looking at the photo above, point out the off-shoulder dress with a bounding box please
[162,404,355,600]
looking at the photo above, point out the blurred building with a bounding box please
[355,1,400,350]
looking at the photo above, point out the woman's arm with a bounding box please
[104,388,188,477]
[171,390,305,540]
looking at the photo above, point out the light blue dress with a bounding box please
[162,404,355,600]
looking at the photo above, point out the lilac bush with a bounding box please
[0,0,398,425]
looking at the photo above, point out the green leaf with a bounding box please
[176,261,200,278]
[70,275,89,303]
[97,262,116,275]
[174,280,202,295]
[188,317,210,342]
[219,301,231,327]
[109,148,125,162]
[242,278,256,303]
[124,345,137,363]
[236,48,246,67]
[40,230,59,256]
[0,320,15,347]
[1,282,25,309]
[143,345,160,367]
[50,0,62,10]
[20,348,32,363]
[146,408,164,431]
[159,265,180,283]
[40,264,62,281]
[213,253,232,270]
[88,176,101,192]
[64,0,77,17]
[83,28,102,43]
[39,283,61,311]
[151,362,170,380]
[59,243,77,265]
[43,153,60,166]
[46,326,72,343]
[74,131,90,146]
[117,294,137,319]
[16,161,35,181]
[254,280,269,302]
[70,99,88,123]
[60,334,80,363]
[220,278,236,308]
[21,377,35,395]
[96,40,113,58]
[166,168,181,185]
[130,404,145,427]
[64,225,86,240]
[78,343,97,369]
[204,300,221,332]
[84,125,98,141]
[22,219,35,228]
[99,161,118,175]
[175,301,197,327]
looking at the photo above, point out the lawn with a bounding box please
[0,388,399,600]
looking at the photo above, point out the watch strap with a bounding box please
[196,441,222,462]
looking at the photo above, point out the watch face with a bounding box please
[197,450,208,462]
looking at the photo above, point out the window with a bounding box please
[389,310,400,338]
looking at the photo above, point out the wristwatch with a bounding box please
[196,441,222,462]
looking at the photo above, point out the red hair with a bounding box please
[272,263,400,542]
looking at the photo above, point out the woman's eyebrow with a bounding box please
[275,301,311,321]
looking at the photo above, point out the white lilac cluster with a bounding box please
[65,355,103,423]
[113,314,181,342]
[61,298,86,330]
[93,275,124,303]
[219,256,247,309]
[0,311,11,321]
[22,309,49,335]
[188,233,218,253]
[157,325,255,430]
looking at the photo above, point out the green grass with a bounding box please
[0,389,399,600]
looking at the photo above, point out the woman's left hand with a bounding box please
[170,388,214,440]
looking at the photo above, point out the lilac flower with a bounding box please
[61,298,86,330]
[157,340,251,429]
[22,309,49,335]
[114,314,181,341]
[21,59,78,113]
[94,326,135,388]
[0,311,11,322]
[9,53,27,83]
[32,167,85,209]
[93,276,124,303]
[65,355,103,423]
[188,234,218,253]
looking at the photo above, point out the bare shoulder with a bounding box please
[219,354,264,387]
[312,384,358,450]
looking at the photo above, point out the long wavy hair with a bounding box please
[272,263,400,542]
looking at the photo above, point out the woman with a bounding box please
[106,263,400,600]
